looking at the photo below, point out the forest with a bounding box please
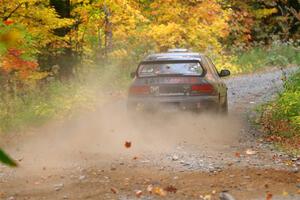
[0,0,299,164]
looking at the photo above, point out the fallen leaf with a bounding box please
[266,193,272,200]
[246,149,256,155]
[111,187,118,194]
[203,194,211,200]
[34,181,40,185]
[282,191,288,196]
[133,156,138,160]
[235,152,241,157]
[164,185,177,193]
[172,155,179,161]
[54,183,64,191]
[147,184,153,193]
[135,190,143,198]
[125,141,132,148]
[153,186,167,196]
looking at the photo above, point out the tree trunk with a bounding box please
[49,0,74,80]
[103,5,113,57]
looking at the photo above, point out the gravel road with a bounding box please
[0,67,299,200]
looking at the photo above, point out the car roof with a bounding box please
[142,52,203,62]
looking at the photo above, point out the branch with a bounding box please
[289,7,300,21]
[3,3,24,21]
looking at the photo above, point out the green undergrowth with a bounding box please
[0,81,97,134]
[259,68,300,154]
[233,43,300,73]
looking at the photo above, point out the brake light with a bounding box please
[129,85,150,95]
[191,84,214,94]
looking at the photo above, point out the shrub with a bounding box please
[260,68,300,137]
[233,41,300,73]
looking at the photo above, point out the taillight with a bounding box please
[191,84,214,94]
[129,85,150,95]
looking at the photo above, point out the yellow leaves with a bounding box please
[213,54,242,74]
[143,0,230,54]
[0,0,75,49]
[0,0,238,68]
[253,8,278,19]
[152,186,167,196]
[148,23,186,51]
[149,0,185,24]
[0,28,22,48]
[27,71,48,81]
[110,0,146,32]
[108,49,128,59]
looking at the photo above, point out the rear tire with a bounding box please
[220,96,228,115]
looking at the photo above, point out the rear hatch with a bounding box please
[129,60,217,97]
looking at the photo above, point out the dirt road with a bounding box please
[0,68,299,200]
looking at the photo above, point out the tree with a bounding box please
[0,0,73,48]
[222,0,300,47]
[142,0,230,53]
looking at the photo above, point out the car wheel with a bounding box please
[220,96,228,115]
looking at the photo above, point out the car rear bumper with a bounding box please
[127,95,219,111]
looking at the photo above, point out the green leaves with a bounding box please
[260,69,300,138]
[0,148,17,167]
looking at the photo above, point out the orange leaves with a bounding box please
[235,152,241,158]
[110,187,118,194]
[164,185,177,193]
[4,20,14,26]
[146,184,177,197]
[266,192,273,200]
[152,186,167,196]
[1,48,38,79]
[135,190,143,198]
[0,19,42,91]
[124,141,132,148]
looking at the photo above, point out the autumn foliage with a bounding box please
[0,0,299,78]
[0,0,299,135]
[2,48,38,79]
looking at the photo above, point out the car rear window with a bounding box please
[138,62,203,77]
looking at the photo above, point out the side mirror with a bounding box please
[219,69,230,77]
[130,72,136,78]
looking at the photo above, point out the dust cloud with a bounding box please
[5,97,242,177]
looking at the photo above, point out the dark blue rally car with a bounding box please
[127,49,230,113]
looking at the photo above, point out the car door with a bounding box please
[204,56,228,103]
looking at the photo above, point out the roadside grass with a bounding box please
[259,68,300,155]
[0,62,131,135]
[233,43,300,73]
[273,140,300,157]
[0,82,97,134]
